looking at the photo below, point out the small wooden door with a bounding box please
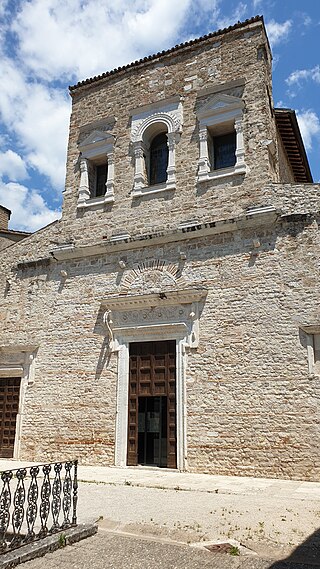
[127,340,176,468]
[0,377,20,458]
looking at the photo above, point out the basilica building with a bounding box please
[0,16,319,481]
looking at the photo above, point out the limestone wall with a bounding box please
[0,207,319,479]
[277,133,296,183]
[0,235,14,251]
[0,206,10,230]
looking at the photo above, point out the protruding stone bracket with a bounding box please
[103,310,115,351]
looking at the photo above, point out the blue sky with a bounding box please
[0,0,319,231]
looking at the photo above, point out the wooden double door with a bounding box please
[0,377,20,458]
[127,340,177,468]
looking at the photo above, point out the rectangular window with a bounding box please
[213,132,236,170]
[304,329,320,375]
[314,334,320,372]
[95,164,108,197]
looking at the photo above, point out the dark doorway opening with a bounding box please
[138,396,167,467]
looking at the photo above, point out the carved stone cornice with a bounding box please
[101,288,207,310]
[101,288,207,351]
[50,208,279,261]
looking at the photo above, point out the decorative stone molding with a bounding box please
[77,130,115,209]
[196,93,247,182]
[119,259,187,295]
[130,98,183,196]
[78,158,90,204]
[100,287,207,470]
[101,287,207,351]
[0,346,38,458]
[50,207,279,261]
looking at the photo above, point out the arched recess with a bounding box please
[130,98,183,196]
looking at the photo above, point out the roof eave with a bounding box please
[275,108,313,184]
[69,15,266,93]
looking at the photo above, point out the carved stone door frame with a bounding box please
[115,328,187,470]
[0,346,37,459]
[101,288,207,471]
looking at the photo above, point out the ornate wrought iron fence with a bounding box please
[0,460,78,553]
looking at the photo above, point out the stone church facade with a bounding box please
[1,16,319,480]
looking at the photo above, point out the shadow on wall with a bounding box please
[268,528,320,568]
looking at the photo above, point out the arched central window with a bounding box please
[149,133,168,185]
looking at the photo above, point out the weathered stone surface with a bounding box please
[0,524,97,569]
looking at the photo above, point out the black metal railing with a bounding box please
[0,460,78,553]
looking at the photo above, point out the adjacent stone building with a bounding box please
[0,206,30,252]
[0,16,319,480]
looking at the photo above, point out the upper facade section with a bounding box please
[62,16,312,244]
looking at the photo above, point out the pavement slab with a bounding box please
[16,530,319,569]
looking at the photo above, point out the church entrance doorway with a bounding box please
[127,340,176,468]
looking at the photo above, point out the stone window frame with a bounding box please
[301,326,320,376]
[196,93,247,183]
[130,96,183,198]
[77,130,115,209]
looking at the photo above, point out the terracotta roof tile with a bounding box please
[69,15,264,92]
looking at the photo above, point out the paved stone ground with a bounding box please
[17,530,318,569]
[0,462,319,567]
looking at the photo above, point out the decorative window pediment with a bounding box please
[77,129,115,209]
[78,130,114,157]
[197,93,247,182]
[130,97,183,197]
[197,94,244,119]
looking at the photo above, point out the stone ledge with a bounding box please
[50,206,279,261]
[0,523,97,569]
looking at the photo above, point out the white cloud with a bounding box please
[0,181,60,232]
[252,0,262,8]
[286,65,320,87]
[296,110,320,151]
[302,14,312,27]
[0,57,70,189]
[12,0,193,82]
[0,0,10,18]
[265,19,292,46]
[1,0,208,197]
[216,2,248,30]
[175,0,221,35]
[0,150,28,181]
